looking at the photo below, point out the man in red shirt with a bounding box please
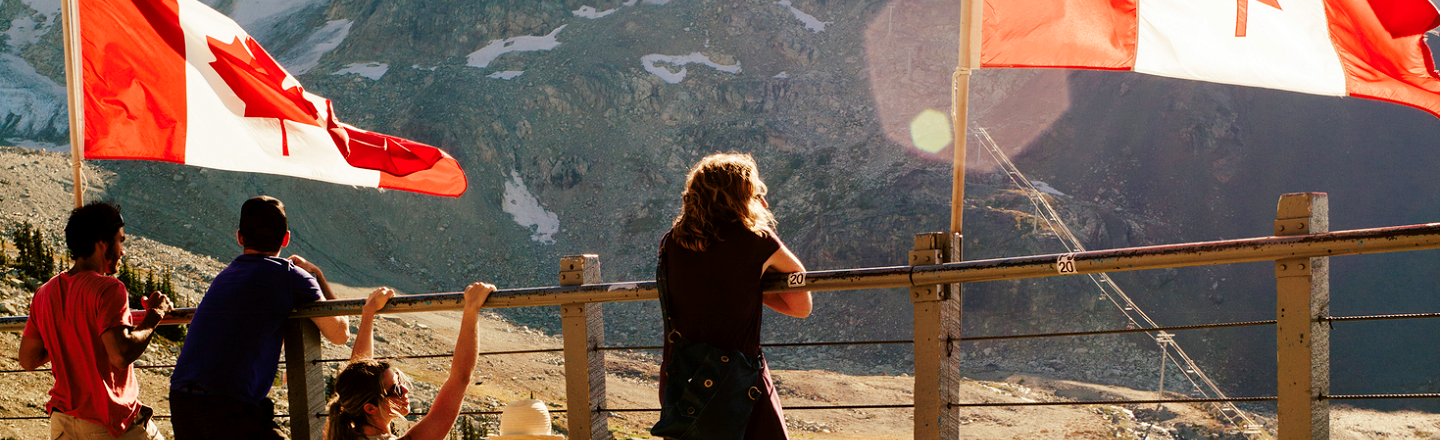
[17,202,173,439]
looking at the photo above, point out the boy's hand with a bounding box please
[287,255,322,276]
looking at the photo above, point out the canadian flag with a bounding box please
[81,0,467,197]
[983,0,1440,118]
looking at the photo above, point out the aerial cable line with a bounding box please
[973,127,1270,438]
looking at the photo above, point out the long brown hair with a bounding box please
[325,359,391,440]
[670,153,776,252]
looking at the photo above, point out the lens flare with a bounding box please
[909,109,952,154]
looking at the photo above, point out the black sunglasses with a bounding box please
[382,370,411,399]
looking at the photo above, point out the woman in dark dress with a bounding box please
[659,153,813,439]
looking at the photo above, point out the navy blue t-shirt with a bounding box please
[171,254,323,404]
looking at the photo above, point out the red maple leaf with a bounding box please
[207,36,320,125]
[1236,0,1282,37]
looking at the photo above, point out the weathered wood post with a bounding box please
[284,319,326,440]
[560,255,609,439]
[1275,192,1330,439]
[910,233,962,439]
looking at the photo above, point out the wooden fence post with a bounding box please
[1275,192,1330,439]
[560,255,609,439]
[284,318,325,440]
[910,232,961,439]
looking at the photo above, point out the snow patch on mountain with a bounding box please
[777,1,831,33]
[573,5,619,19]
[466,26,566,69]
[641,53,741,84]
[1030,181,1067,197]
[226,0,327,33]
[280,19,352,75]
[4,0,60,51]
[488,71,524,80]
[332,62,388,80]
[0,54,66,140]
[502,171,560,244]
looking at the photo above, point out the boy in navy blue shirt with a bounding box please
[170,196,350,439]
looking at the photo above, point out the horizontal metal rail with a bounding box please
[1321,393,1440,400]
[301,312,1436,364]
[0,414,273,420]
[948,396,1279,408]
[312,347,566,364]
[0,364,180,374]
[316,409,568,418]
[0,222,1432,332]
[600,404,917,412]
[1322,312,1440,323]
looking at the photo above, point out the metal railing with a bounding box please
[0,192,1438,439]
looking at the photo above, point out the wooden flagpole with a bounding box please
[951,0,981,234]
[60,0,84,209]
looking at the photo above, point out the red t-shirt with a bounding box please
[22,272,141,437]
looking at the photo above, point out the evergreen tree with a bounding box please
[13,223,31,276]
[119,261,145,310]
[152,267,186,342]
[161,269,177,305]
[13,222,56,281]
[38,234,54,280]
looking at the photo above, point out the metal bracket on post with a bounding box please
[910,232,961,440]
[284,318,325,440]
[559,255,609,439]
[1274,193,1329,440]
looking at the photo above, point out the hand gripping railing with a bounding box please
[3,194,1440,438]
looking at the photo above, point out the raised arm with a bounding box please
[100,291,173,369]
[762,243,812,318]
[404,282,494,440]
[351,287,395,362]
[289,255,351,345]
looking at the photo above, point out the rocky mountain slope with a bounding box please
[1,0,1438,415]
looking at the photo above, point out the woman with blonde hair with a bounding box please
[325,282,494,440]
[657,152,812,439]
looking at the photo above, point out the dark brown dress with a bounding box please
[659,221,789,440]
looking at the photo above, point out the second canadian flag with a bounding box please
[982,0,1440,118]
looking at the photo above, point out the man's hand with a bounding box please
[364,287,396,315]
[140,292,174,326]
[287,255,321,276]
[463,282,495,311]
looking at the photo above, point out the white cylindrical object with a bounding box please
[499,399,552,435]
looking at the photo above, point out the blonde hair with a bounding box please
[670,153,776,252]
[325,359,391,440]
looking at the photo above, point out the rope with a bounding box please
[958,320,1276,341]
[975,127,1269,438]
